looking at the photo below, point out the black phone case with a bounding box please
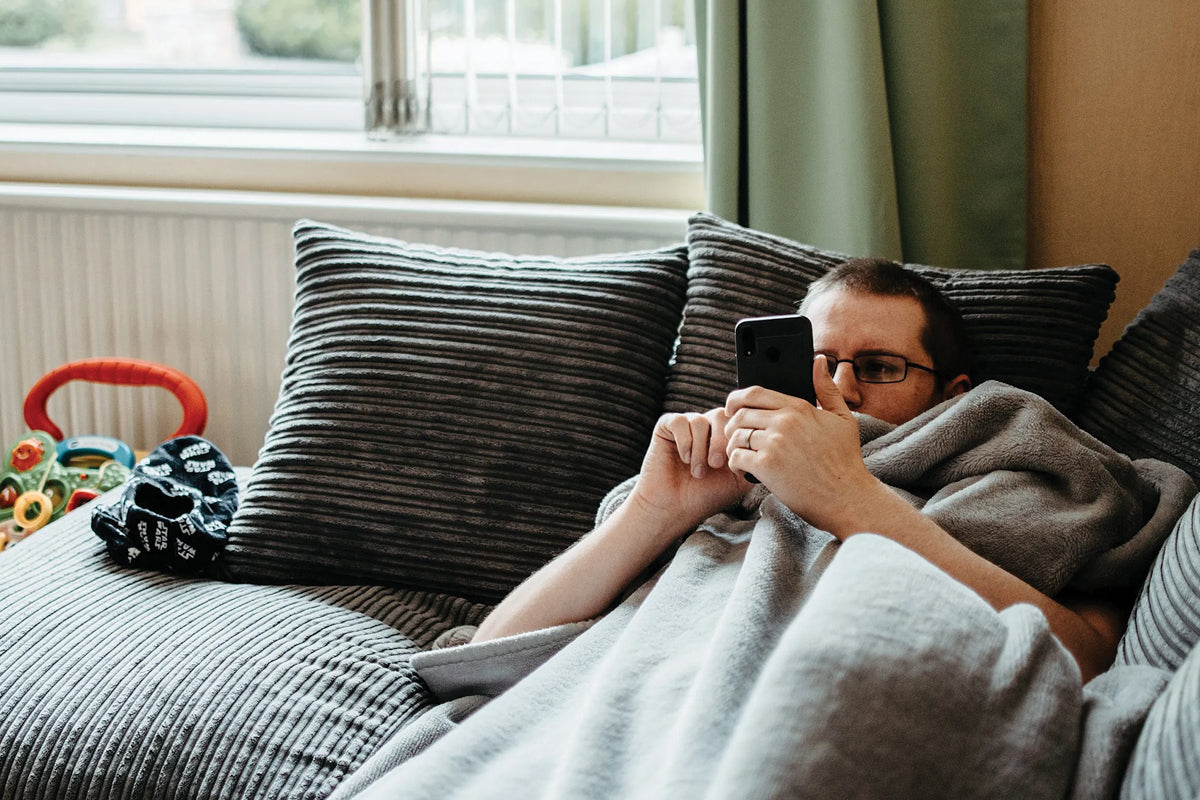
[734,314,816,403]
[734,314,815,485]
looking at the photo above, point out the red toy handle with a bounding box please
[23,358,208,441]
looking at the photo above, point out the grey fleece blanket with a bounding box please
[853,381,1193,594]
[338,382,1194,800]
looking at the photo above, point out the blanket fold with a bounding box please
[412,620,594,699]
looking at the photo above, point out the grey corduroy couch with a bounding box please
[1,213,1198,800]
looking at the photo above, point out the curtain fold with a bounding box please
[696,0,1027,269]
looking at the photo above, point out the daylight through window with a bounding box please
[0,0,700,144]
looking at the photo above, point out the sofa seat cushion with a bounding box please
[0,476,489,800]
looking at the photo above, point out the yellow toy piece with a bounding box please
[13,490,53,531]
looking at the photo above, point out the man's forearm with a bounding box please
[826,479,1120,682]
[472,497,688,642]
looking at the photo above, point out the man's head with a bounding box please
[798,257,973,425]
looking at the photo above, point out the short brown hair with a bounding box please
[798,257,972,383]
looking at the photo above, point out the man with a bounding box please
[474,258,1123,682]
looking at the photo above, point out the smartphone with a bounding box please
[734,314,815,484]
[734,314,816,403]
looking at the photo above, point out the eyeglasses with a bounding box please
[823,353,939,384]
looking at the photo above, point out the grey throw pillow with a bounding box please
[1120,636,1200,799]
[666,213,1118,417]
[664,214,845,413]
[219,220,688,602]
[1117,492,1200,673]
[1077,245,1200,484]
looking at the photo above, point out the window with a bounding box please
[419,0,699,141]
[0,0,700,144]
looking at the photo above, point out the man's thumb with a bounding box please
[813,355,849,414]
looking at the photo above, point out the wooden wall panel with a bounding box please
[1028,2,1200,359]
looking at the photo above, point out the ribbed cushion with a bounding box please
[1121,639,1200,799]
[910,265,1119,415]
[1117,493,1200,672]
[220,221,688,602]
[0,485,490,800]
[665,213,1118,416]
[1077,246,1200,484]
[665,214,844,412]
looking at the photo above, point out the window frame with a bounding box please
[0,121,704,209]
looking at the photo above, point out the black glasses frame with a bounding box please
[823,354,940,384]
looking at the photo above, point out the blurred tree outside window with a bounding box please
[0,0,96,48]
[237,0,361,62]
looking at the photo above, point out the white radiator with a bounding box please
[0,184,689,466]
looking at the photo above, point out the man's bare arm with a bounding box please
[473,410,747,643]
[471,494,686,642]
[822,483,1120,682]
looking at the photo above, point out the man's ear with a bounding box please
[941,374,972,401]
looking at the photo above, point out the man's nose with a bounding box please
[831,362,862,406]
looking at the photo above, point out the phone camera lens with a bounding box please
[741,329,756,356]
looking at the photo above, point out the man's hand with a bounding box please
[629,409,748,533]
[724,356,880,535]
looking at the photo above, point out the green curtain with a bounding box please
[695,0,1027,269]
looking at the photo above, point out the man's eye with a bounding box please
[858,358,897,379]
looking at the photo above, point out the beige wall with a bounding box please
[1028,2,1200,359]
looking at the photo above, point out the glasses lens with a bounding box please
[853,355,907,383]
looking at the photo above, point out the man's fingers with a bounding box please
[659,414,694,464]
[724,385,787,416]
[704,408,730,468]
[688,415,712,475]
[660,412,729,476]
